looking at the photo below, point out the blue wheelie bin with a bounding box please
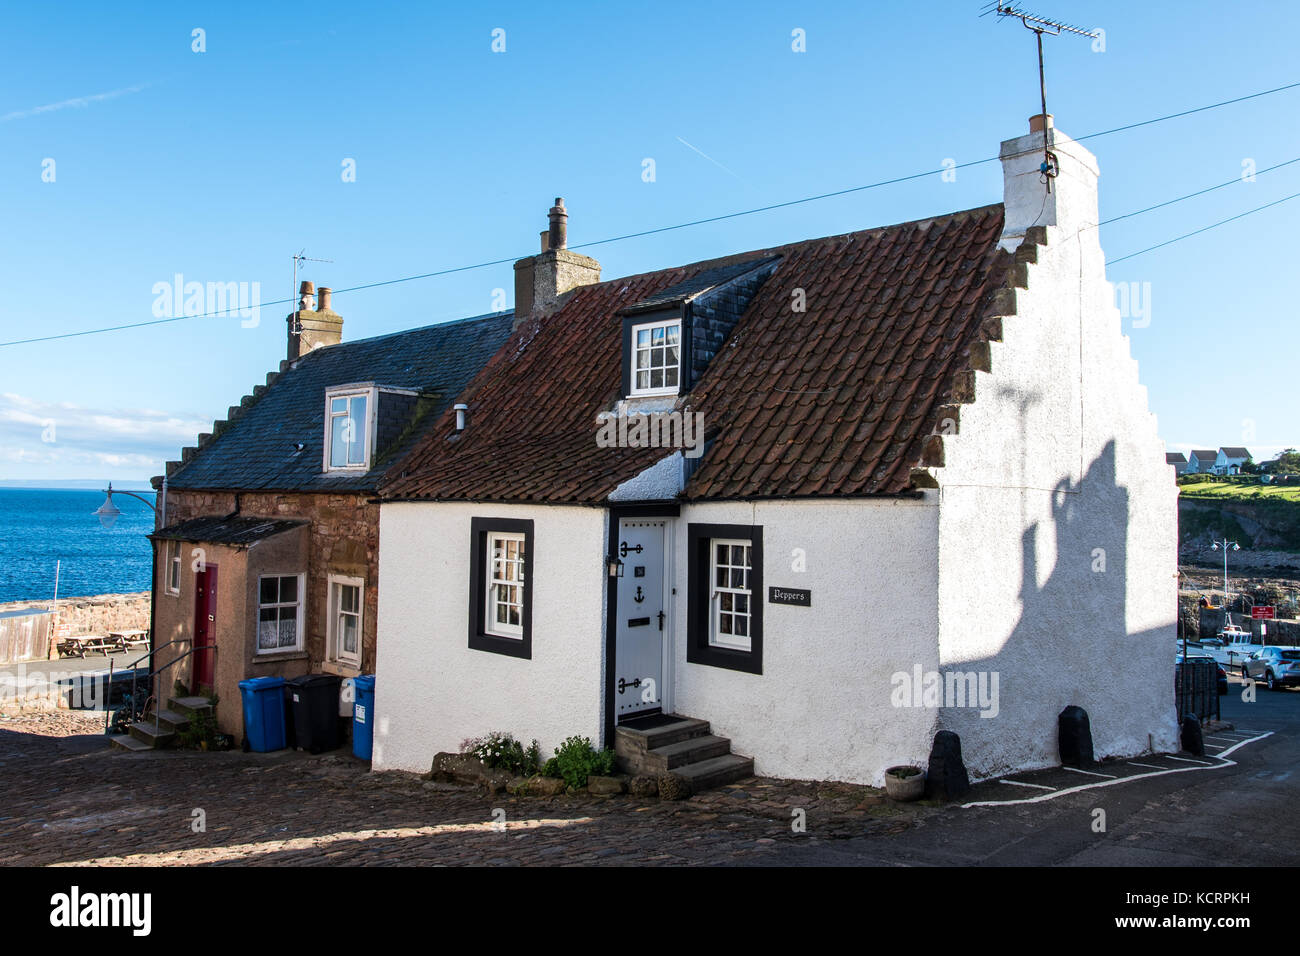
[239,676,287,752]
[352,674,376,760]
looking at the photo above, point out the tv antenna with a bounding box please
[290,249,333,336]
[983,2,1100,192]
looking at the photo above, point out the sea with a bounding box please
[0,488,157,604]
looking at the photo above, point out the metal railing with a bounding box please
[143,644,218,735]
[1175,658,1220,725]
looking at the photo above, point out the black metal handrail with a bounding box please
[103,639,188,733]
[142,644,219,735]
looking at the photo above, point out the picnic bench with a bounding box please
[56,634,117,659]
[110,629,150,652]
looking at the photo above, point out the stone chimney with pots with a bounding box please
[287,280,343,360]
[999,114,1100,252]
[513,198,601,329]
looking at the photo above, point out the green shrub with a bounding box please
[176,708,221,750]
[542,735,617,790]
[461,732,542,777]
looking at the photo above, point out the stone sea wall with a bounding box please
[0,592,151,641]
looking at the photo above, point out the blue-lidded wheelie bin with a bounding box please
[239,676,287,752]
[352,674,375,760]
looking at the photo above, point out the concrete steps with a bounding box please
[675,753,755,791]
[109,734,153,753]
[110,696,213,753]
[614,715,754,792]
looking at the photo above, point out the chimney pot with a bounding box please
[1029,113,1054,133]
[286,278,342,361]
[539,230,550,253]
[548,197,568,250]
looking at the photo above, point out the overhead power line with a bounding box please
[3,80,1299,349]
[1106,190,1300,264]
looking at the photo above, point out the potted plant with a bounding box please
[884,765,925,801]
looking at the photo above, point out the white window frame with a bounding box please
[323,385,378,472]
[327,574,364,667]
[165,540,182,595]
[485,531,526,640]
[629,318,683,397]
[709,538,752,651]
[256,572,306,655]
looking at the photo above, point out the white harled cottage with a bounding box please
[368,116,1179,788]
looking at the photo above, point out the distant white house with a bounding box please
[1188,450,1218,474]
[1216,447,1251,475]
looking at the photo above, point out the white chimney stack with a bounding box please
[999,114,1100,251]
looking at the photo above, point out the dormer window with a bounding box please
[324,386,375,471]
[629,318,681,396]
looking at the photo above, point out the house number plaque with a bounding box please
[768,587,811,607]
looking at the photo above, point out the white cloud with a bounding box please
[0,393,208,480]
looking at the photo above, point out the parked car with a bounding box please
[1176,653,1229,696]
[1244,646,1300,691]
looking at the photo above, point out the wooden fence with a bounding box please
[0,607,53,665]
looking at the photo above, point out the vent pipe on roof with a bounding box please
[454,404,468,432]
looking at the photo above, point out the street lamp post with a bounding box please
[1210,537,1241,620]
[92,479,166,735]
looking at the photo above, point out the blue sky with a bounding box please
[1,0,1297,482]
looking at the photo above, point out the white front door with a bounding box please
[614,519,666,718]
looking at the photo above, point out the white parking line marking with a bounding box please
[962,732,1274,809]
[1205,736,1239,742]
[1165,755,1214,765]
[1126,762,1166,770]
[1061,766,1116,778]
[1000,780,1056,791]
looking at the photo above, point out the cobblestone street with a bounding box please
[0,712,922,866]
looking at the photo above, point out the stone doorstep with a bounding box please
[168,696,215,718]
[127,721,174,748]
[614,717,710,758]
[640,734,732,773]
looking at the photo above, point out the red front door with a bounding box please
[193,564,218,692]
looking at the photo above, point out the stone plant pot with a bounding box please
[884,765,926,802]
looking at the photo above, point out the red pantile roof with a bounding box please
[381,204,1012,503]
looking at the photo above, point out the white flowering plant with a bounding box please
[460,731,543,776]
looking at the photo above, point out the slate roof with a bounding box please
[1166,452,1188,464]
[621,258,781,316]
[1190,450,1218,461]
[166,312,514,493]
[381,204,1012,503]
[1219,447,1251,458]
[151,515,307,546]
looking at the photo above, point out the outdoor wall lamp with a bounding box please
[95,481,162,530]
[606,555,625,578]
